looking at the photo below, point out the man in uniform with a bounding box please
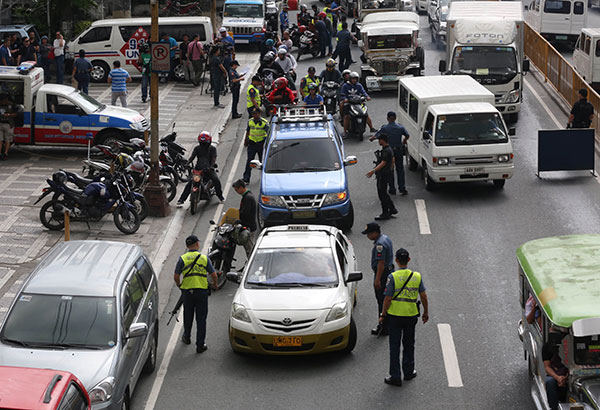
[243,108,269,184]
[371,111,410,195]
[367,134,398,220]
[379,248,429,386]
[229,59,244,119]
[300,66,321,99]
[247,75,262,116]
[233,179,258,257]
[362,222,394,336]
[174,235,218,353]
[568,88,594,129]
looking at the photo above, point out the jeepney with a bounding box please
[358,11,423,91]
[517,235,600,410]
[352,0,412,36]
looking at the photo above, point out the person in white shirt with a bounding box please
[53,31,65,84]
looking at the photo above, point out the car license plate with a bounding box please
[293,210,316,219]
[556,35,568,40]
[382,75,397,82]
[273,336,302,347]
[465,167,484,174]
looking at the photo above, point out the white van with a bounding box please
[525,0,586,44]
[398,75,515,190]
[67,17,214,82]
[573,28,600,87]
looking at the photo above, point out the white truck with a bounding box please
[398,75,515,190]
[573,28,600,88]
[439,1,530,123]
[525,0,587,45]
[222,0,266,45]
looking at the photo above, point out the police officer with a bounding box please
[173,235,218,353]
[243,108,269,183]
[568,88,594,129]
[379,248,429,386]
[300,66,321,99]
[362,222,394,336]
[367,134,398,220]
[229,59,244,119]
[247,75,262,116]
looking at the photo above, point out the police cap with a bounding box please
[361,222,380,234]
[395,248,409,260]
[377,134,389,142]
[185,235,200,246]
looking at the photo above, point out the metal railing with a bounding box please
[524,22,600,132]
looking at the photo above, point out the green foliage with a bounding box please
[13,0,98,36]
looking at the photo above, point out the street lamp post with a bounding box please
[144,0,171,217]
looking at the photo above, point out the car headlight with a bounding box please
[232,303,251,323]
[261,195,286,208]
[323,191,347,206]
[436,157,449,166]
[326,301,348,322]
[89,377,115,404]
[253,27,263,32]
[506,89,520,103]
[129,122,145,132]
[498,154,510,162]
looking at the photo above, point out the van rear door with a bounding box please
[570,0,586,35]
[542,0,573,36]
[573,32,592,81]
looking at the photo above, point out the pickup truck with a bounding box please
[4,64,149,147]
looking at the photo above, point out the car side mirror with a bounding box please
[344,155,358,166]
[209,219,216,225]
[523,59,530,72]
[346,271,362,283]
[508,127,516,136]
[250,159,262,169]
[422,131,431,140]
[127,322,148,339]
[226,271,241,284]
[438,60,446,73]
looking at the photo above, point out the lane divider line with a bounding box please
[438,323,464,388]
[415,199,431,235]
[523,78,563,129]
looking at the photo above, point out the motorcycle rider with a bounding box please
[267,77,295,106]
[276,46,296,86]
[300,66,321,99]
[340,71,376,136]
[258,51,284,78]
[298,4,311,26]
[304,82,324,106]
[260,37,277,60]
[177,132,224,207]
[338,69,352,114]
[320,58,343,83]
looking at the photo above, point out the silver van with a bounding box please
[0,240,159,410]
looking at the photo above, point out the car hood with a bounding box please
[0,344,117,390]
[98,105,146,123]
[223,17,263,25]
[237,287,342,311]
[261,170,345,196]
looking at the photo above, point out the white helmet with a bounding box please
[349,71,359,79]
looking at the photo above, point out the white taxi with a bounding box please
[226,225,362,355]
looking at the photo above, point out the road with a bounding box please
[129,12,600,410]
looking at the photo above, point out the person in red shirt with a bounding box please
[267,77,295,106]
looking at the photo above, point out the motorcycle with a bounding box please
[36,172,141,235]
[287,24,301,48]
[322,81,340,115]
[159,126,192,183]
[189,165,218,215]
[346,94,368,141]
[160,0,202,16]
[297,30,320,61]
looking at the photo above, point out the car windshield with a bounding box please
[451,46,517,76]
[265,138,341,173]
[223,4,263,17]
[574,335,600,366]
[70,90,104,113]
[367,34,412,49]
[245,248,339,287]
[435,112,509,146]
[0,294,117,349]
[362,0,397,9]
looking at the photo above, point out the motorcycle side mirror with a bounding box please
[226,272,241,284]
[209,220,216,225]
[438,60,446,73]
[344,155,358,166]
[523,59,530,72]
[508,127,516,136]
[422,131,431,140]
[250,159,262,169]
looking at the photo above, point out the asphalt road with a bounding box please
[129,12,600,410]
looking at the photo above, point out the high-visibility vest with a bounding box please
[247,84,262,108]
[323,6,333,22]
[387,269,421,317]
[337,21,343,33]
[179,251,209,290]
[248,118,268,142]
[302,75,321,95]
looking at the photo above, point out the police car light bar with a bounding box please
[275,105,328,122]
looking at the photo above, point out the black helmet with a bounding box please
[52,170,67,184]
[263,51,276,63]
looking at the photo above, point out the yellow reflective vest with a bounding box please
[179,251,209,290]
[387,269,421,317]
[302,75,321,95]
[247,84,262,108]
[248,118,268,143]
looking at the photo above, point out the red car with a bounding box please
[0,366,90,410]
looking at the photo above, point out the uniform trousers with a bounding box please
[244,140,264,182]
[182,288,208,347]
[388,315,418,380]
[374,267,392,331]
[376,172,396,215]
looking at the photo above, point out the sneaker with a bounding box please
[384,376,402,387]
[242,179,249,184]
[404,370,417,381]
[399,190,408,196]
[232,114,242,119]
[196,344,208,353]
[181,335,191,345]
[217,195,225,202]
[390,208,398,215]
[370,127,377,133]
[216,104,225,108]
[0,153,6,160]
[375,213,391,221]
[176,201,184,208]
[142,97,146,103]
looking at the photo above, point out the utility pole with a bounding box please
[144,0,171,217]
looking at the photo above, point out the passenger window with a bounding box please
[335,242,347,276]
[424,112,434,135]
[544,0,570,14]
[574,1,584,14]
[47,95,83,115]
[135,257,154,290]
[58,383,88,410]
[165,24,207,42]
[576,33,583,50]
[585,36,591,54]
[408,94,418,122]
[121,285,134,331]
[119,25,150,42]
[596,40,600,57]
[399,85,409,112]
[79,27,112,44]
[126,271,144,313]
[535,0,541,11]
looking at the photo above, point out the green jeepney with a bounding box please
[518,235,600,410]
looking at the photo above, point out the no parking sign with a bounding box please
[150,42,171,73]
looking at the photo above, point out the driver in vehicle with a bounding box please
[340,71,376,136]
[543,329,569,410]
[177,131,224,207]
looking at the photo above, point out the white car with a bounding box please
[226,225,362,355]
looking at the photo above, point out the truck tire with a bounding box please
[423,166,436,191]
[338,201,354,231]
[493,179,506,189]
[174,60,185,81]
[90,60,110,83]
[417,47,425,72]
[408,155,418,171]
[96,132,125,151]
[508,112,519,123]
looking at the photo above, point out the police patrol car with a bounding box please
[3,64,148,146]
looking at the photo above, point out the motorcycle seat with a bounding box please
[64,184,85,197]
[65,171,95,188]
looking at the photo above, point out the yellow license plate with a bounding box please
[273,336,302,347]
[292,211,316,219]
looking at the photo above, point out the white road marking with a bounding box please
[523,78,563,129]
[95,87,112,104]
[142,83,175,119]
[414,199,431,235]
[0,269,15,291]
[438,323,464,387]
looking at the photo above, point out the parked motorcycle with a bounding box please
[322,81,340,115]
[297,30,320,61]
[346,95,368,141]
[287,24,301,48]
[189,165,218,215]
[160,126,192,183]
[160,0,202,16]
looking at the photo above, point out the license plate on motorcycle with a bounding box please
[556,35,568,40]
[273,336,302,347]
[382,75,397,82]
[465,167,484,174]
[292,210,316,219]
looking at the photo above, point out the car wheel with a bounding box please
[142,326,158,374]
[493,179,506,189]
[90,60,110,83]
[353,287,357,307]
[174,61,186,81]
[342,317,357,354]
[97,133,124,152]
[121,389,130,410]
[408,155,418,171]
[337,201,354,231]
[423,166,436,191]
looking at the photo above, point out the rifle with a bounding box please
[167,293,184,326]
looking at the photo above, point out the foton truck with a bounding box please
[397,75,515,190]
[439,1,530,123]
[2,65,149,147]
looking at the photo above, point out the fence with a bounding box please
[524,22,600,132]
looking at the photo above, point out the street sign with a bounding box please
[150,42,170,73]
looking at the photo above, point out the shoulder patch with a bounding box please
[376,244,383,252]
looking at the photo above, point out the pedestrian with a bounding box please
[229,59,244,119]
[179,34,192,82]
[39,36,51,81]
[53,31,65,84]
[107,60,131,107]
[0,37,13,66]
[17,37,37,65]
[367,134,398,220]
[300,66,320,99]
[247,75,262,116]
[568,88,594,129]
[188,33,205,87]
[72,49,92,94]
[209,46,227,108]
[232,179,257,257]
[332,21,355,71]
[137,43,151,103]
[243,108,269,184]
[173,235,218,354]
[312,4,320,20]
[28,30,39,60]
[323,12,334,56]
[379,248,429,386]
[280,5,290,36]
[315,13,329,58]
[10,34,20,64]
[370,111,410,195]
[362,222,394,336]
[160,32,178,81]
